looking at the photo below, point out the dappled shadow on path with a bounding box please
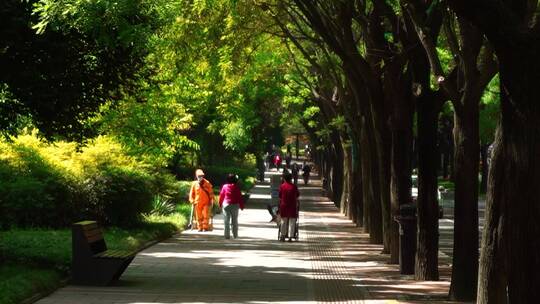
[36,167,462,304]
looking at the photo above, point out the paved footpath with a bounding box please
[36,169,464,304]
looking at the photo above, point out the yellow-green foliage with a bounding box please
[0,131,182,228]
[74,136,151,176]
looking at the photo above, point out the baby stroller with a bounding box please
[268,202,299,241]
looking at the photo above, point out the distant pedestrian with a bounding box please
[291,163,299,185]
[189,169,214,232]
[487,142,495,169]
[274,154,282,171]
[219,174,245,239]
[285,152,292,169]
[279,171,300,242]
[302,162,311,185]
[264,152,271,170]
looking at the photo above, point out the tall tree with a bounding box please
[449,0,540,302]
[405,0,497,298]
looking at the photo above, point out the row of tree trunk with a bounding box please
[269,0,540,302]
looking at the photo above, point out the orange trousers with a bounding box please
[195,203,211,230]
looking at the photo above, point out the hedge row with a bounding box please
[0,132,183,229]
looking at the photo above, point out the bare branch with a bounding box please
[403,0,461,103]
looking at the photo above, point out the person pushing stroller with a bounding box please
[279,171,299,242]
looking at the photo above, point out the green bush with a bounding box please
[177,181,193,201]
[81,168,154,227]
[0,131,254,229]
[0,136,79,228]
[149,195,175,216]
[150,171,185,204]
[0,132,180,229]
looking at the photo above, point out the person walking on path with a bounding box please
[291,163,299,185]
[274,153,282,172]
[285,152,292,169]
[189,169,214,232]
[219,174,245,239]
[279,171,300,242]
[264,151,272,170]
[302,162,311,185]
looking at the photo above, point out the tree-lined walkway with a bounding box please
[36,167,459,304]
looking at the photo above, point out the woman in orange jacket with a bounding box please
[189,169,214,231]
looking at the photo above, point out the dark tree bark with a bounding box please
[404,5,444,281]
[446,20,495,302]
[340,135,351,215]
[351,139,364,226]
[406,3,495,293]
[331,133,344,204]
[450,99,480,300]
[385,62,414,264]
[449,1,540,302]
[414,90,442,281]
[360,117,384,240]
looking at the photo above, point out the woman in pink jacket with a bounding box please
[219,174,245,239]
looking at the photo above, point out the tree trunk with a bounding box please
[478,52,540,303]
[340,136,351,216]
[367,125,383,244]
[477,127,507,304]
[375,128,392,254]
[385,63,415,263]
[322,147,332,197]
[389,115,413,264]
[331,136,344,205]
[351,142,364,227]
[360,119,383,240]
[449,102,480,301]
[415,90,440,281]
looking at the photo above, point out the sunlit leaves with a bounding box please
[479,75,500,143]
[30,0,303,162]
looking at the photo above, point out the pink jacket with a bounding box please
[219,183,245,209]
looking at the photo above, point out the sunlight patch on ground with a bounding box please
[249,193,271,200]
[254,184,270,189]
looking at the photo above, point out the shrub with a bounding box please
[0,132,177,228]
[177,181,193,201]
[0,135,79,228]
[149,195,175,216]
[150,171,184,204]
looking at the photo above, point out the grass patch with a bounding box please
[0,210,188,304]
[0,229,71,269]
[0,263,63,304]
[438,178,455,191]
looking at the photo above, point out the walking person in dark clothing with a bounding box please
[291,163,299,185]
[285,152,292,169]
[301,162,311,185]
